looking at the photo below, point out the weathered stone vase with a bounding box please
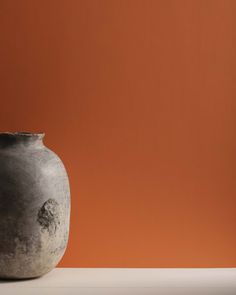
[0,132,70,279]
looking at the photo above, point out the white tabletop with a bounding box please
[0,268,235,295]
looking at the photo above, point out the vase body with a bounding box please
[0,132,70,279]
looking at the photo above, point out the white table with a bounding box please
[0,268,236,294]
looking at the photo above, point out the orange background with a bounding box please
[1,0,236,267]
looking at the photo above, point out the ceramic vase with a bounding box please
[0,132,70,279]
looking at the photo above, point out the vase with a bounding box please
[0,132,70,279]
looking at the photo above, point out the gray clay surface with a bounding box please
[0,132,70,279]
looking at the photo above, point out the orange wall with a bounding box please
[1,0,236,267]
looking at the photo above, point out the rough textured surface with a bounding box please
[37,199,60,235]
[0,132,70,279]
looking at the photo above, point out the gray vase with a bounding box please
[0,132,70,279]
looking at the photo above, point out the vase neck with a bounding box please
[0,132,45,149]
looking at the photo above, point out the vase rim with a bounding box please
[0,132,45,139]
